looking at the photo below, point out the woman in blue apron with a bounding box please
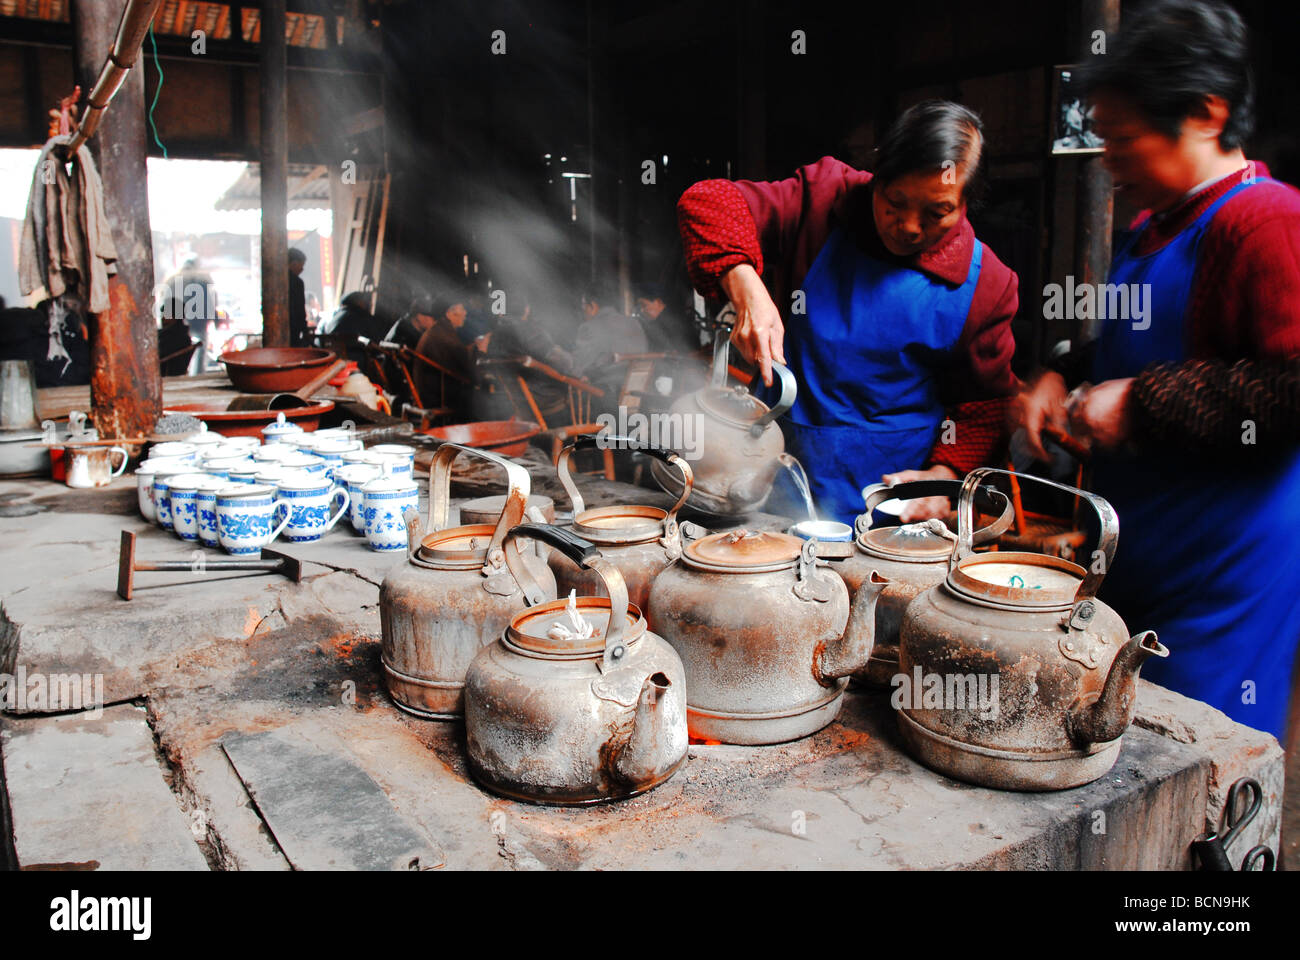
[682,100,1021,528]
[1014,0,1300,739]
[1087,175,1300,741]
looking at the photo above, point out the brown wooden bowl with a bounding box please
[219,347,337,393]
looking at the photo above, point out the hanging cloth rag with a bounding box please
[18,134,118,316]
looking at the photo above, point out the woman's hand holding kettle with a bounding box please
[720,264,787,387]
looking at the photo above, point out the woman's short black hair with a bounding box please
[1075,0,1254,150]
[871,100,987,210]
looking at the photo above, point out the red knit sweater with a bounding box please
[1128,160,1300,362]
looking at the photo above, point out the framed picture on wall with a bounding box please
[1049,65,1104,155]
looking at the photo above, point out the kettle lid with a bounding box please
[858,520,956,562]
[696,386,770,427]
[506,595,645,658]
[948,552,1085,608]
[683,528,802,571]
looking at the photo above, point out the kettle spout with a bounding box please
[1068,630,1168,746]
[816,572,889,683]
[612,672,678,785]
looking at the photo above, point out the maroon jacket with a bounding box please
[677,155,1019,474]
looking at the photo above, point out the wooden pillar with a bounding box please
[70,0,161,440]
[1073,0,1120,344]
[260,0,290,347]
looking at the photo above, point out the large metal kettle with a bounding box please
[553,434,693,620]
[840,479,1014,686]
[650,325,796,515]
[464,524,689,804]
[897,468,1169,791]
[648,528,887,744]
[378,443,555,719]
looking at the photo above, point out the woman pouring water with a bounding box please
[677,100,1020,525]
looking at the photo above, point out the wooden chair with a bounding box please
[476,355,605,431]
[389,343,467,429]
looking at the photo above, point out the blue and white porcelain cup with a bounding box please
[260,411,304,445]
[152,471,190,531]
[150,441,198,462]
[340,449,385,469]
[310,438,364,481]
[195,484,225,548]
[277,471,350,543]
[374,453,414,481]
[369,444,416,472]
[225,462,261,485]
[134,457,193,522]
[216,484,291,555]
[359,472,420,552]
[224,436,261,454]
[167,473,224,542]
[277,451,328,478]
[253,445,296,464]
[336,463,383,534]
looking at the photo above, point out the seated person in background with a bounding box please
[572,286,649,407]
[385,293,437,350]
[634,281,696,354]
[315,291,378,366]
[413,296,475,415]
[489,295,579,422]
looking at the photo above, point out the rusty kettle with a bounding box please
[896,468,1169,791]
[649,528,888,744]
[552,434,693,620]
[650,325,795,515]
[840,479,1014,686]
[464,524,689,804]
[378,443,555,719]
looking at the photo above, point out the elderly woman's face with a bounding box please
[871,169,965,257]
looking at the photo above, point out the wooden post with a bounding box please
[260,0,290,347]
[1073,0,1120,344]
[70,0,161,440]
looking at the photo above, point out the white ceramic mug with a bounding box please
[359,473,420,552]
[336,463,383,534]
[277,472,350,543]
[224,436,261,453]
[216,484,291,555]
[253,445,297,463]
[260,411,304,445]
[194,484,224,548]
[134,457,193,521]
[167,473,225,542]
[150,441,198,462]
[65,444,128,488]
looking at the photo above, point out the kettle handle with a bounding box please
[749,362,796,435]
[710,325,798,435]
[427,443,532,563]
[557,434,694,523]
[950,467,1118,605]
[503,523,631,671]
[859,480,1014,546]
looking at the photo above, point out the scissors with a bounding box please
[1191,777,1274,871]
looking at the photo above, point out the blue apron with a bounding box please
[1091,176,1300,739]
[765,226,983,525]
